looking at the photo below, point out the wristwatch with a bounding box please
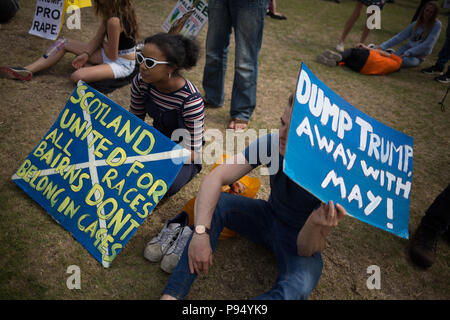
[194,225,211,235]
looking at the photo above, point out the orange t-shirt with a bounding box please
[360,50,402,75]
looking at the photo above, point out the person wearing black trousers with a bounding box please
[409,184,450,268]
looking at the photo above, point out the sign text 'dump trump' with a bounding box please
[284,63,413,239]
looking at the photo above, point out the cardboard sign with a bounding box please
[12,82,190,267]
[162,0,208,38]
[284,63,413,239]
[29,0,91,40]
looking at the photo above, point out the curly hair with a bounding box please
[144,33,200,73]
[94,0,139,39]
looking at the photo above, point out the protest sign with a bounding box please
[29,0,91,40]
[284,63,413,239]
[12,81,190,267]
[162,0,208,38]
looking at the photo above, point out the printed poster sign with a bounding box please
[12,81,190,267]
[162,0,208,38]
[29,0,92,40]
[284,63,413,239]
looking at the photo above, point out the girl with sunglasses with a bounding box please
[1,0,138,82]
[130,32,204,197]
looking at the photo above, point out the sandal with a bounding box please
[232,118,249,133]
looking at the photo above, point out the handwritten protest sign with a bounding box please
[162,0,208,38]
[284,63,413,239]
[12,82,190,267]
[29,0,91,40]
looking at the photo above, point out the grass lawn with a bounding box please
[0,0,449,300]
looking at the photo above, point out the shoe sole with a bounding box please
[316,55,336,67]
[322,49,342,61]
[435,78,450,84]
[0,67,32,81]
[422,70,443,75]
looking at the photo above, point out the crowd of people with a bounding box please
[0,0,448,300]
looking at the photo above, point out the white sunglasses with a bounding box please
[136,51,169,69]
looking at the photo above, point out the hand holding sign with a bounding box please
[284,63,413,239]
[310,201,347,229]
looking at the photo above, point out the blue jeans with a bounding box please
[395,45,423,68]
[202,0,267,121]
[436,15,450,71]
[162,193,323,300]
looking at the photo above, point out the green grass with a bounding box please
[0,0,448,300]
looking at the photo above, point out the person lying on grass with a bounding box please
[316,43,402,75]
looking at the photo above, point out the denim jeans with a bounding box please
[395,45,423,68]
[162,192,323,300]
[202,0,267,121]
[436,15,450,71]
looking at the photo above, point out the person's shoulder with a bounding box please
[434,19,442,28]
[183,78,201,94]
[106,16,121,29]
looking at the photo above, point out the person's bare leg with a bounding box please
[70,63,114,83]
[25,39,89,74]
[360,12,373,44]
[338,1,364,45]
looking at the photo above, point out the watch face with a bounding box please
[195,225,206,234]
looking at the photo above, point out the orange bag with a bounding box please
[182,154,261,240]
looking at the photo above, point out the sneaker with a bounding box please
[143,211,189,262]
[160,225,193,274]
[385,48,395,54]
[409,225,438,269]
[316,53,338,67]
[421,65,443,75]
[0,66,32,81]
[336,42,344,53]
[435,72,450,84]
[322,49,342,61]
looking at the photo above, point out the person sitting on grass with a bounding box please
[316,43,402,75]
[129,32,204,198]
[0,0,138,83]
[159,94,348,300]
[378,1,441,69]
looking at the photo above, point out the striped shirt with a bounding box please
[130,74,204,151]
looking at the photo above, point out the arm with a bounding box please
[297,201,346,257]
[188,153,254,275]
[72,23,106,69]
[129,74,148,121]
[380,23,415,50]
[404,21,442,57]
[373,48,391,57]
[181,93,204,164]
[102,17,121,61]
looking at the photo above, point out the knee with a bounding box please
[70,70,83,83]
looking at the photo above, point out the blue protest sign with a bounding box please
[284,63,413,239]
[12,81,190,267]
